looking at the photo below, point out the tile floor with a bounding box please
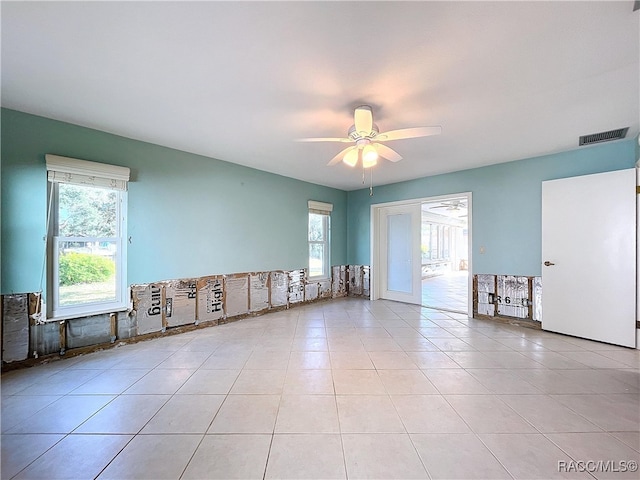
[422,271,468,313]
[1,298,639,479]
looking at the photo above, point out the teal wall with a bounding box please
[347,139,636,276]
[1,109,347,294]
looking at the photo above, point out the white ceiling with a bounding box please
[2,1,638,191]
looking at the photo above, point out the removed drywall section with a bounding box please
[66,313,112,349]
[363,266,370,298]
[270,271,288,307]
[30,321,61,357]
[496,275,529,319]
[349,265,364,296]
[196,276,224,324]
[164,279,197,327]
[225,274,249,317]
[249,273,270,313]
[332,266,347,297]
[2,294,30,362]
[131,284,165,334]
[475,274,496,316]
[288,269,305,304]
[473,274,541,326]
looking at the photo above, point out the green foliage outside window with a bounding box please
[58,252,115,286]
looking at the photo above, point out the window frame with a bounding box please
[46,155,129,320]
[308,200,332,280]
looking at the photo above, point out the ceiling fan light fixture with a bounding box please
[362,144,378,168]
[343,148,359,167]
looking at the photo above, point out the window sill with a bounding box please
[46,306,128,322]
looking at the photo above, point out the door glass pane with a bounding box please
[387,213,412,293]
[58,240,117,306]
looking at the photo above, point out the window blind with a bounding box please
[46,154,130,191]
[308,200,333,215]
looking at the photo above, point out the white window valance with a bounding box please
[46,154,130,191]
[308,200,333,215]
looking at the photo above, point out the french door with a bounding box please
[378,203,422,304]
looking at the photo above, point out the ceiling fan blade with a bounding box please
[297,137,352,143]
[327,146,355,166]
[376,126,442,141]
[354,105,373,136]
[634,0,640,11]
[374,143,403,162]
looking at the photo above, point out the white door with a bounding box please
[542,168,636,347]
[379,204,422,304]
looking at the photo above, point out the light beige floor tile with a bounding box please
[141,394,224,433]
[361,337,403,352]
[407,351,461,369]
[391,395,470,433]
[467,369,542,394]
[424,369,491,394]
[68,369,148,394]
[155,350,212,369]
[368,351,418,369]
[552,394,640,431]
[98,434,201,479]
[329,351,374,369]
[74,394,170,434]
[244,350,290,370]
[378,370,438,394]
[16,369,104,396]
[290,337,329,352]
[182,434,271,479]
[513,369,596,394]
[275,395,339,433]
[332,369,386,394]
[288,350,330,369]
[230,369,286,394]
[265,434,346,479]
[13,434,132,479]
[200,351,251,369]
[411,433,511,479]
[208,394,280,433]
[0,433,64,479]
[609,431,640,453]
[445,395,537,433]
[337,395,405,433]
[1,395,61,433]
[177,369,240,394]
[500,394,602,433]
[123,368,194,394]
[394,336,439,351]
[479,433,593,479]
[546,432,640,479]
[342,433,428,479]
[283,369,334,394]
[7,394,115,434]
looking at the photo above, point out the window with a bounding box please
[46,155,130,319]
[308,200,332,279]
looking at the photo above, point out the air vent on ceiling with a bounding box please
[579,127,628,146]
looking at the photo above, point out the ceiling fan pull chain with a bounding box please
[362,162,365,184]
[369,168,374,196]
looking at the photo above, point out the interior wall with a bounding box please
[347,139,636,275]
[1,108,348,294]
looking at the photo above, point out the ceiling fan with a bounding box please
[432,200,467,211]
[298,105,441,168]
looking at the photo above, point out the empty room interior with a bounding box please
[1,2,639,480]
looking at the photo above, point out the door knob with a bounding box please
[544,261,555,266]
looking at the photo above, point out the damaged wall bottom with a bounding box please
[1,265,370,369]
[473,274,542,329]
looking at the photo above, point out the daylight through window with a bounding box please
[308,200,332,279]
[46,155,130,319]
